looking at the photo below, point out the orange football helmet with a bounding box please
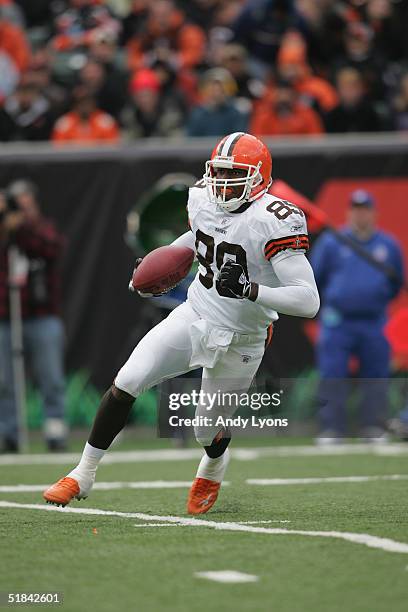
[204,132,273,212]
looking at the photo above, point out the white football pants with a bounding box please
[115,301,266,445]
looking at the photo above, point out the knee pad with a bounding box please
[203,429,231,458]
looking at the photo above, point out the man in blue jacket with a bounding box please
[186,69,248,137]
[311,189,404,441]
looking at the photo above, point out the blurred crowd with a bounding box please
[0,0,408,144]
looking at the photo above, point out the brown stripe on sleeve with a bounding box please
[264,235,309,260]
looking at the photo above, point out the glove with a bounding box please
[128,257,154,298]
[218,260,253,299]
[128,257,171,298]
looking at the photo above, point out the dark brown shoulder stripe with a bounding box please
[265,234,309,251]
[265,244,309,261]
[265,237,309,255]
[265,236,309,260]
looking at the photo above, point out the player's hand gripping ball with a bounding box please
[129,245,194,297]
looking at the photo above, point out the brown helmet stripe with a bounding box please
[220,132,245,157]
[216,136,228,155]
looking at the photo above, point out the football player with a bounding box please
[43,132,320,514]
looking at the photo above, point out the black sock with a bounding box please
[88,386,135,450]
[204,430,231,458]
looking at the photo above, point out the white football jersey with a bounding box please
[186,183,309,335]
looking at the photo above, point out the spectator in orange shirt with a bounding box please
[126,0,206,73]
[52,85,119,144]
[250,78,324,137]
[0,9,31,101]
[277,33,338,114]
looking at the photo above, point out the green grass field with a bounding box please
[1,440,408,612]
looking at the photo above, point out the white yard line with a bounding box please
[237,520,291,524]
[0,481,229,493]
[1,501,408,555]
[0,449,202,466]
[133,523,182,528]
[133,520,288,527]
[0,443,408,466]
[2,473,405,494]
[195,571,259,584]
[247,474,408,486]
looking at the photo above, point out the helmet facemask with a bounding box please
[204,157,263,212]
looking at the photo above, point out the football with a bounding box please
[132,245,195,295]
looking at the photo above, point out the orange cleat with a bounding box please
[187,477,221,515]
[43,477,81,507]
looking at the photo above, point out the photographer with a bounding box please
[0,180,66,452]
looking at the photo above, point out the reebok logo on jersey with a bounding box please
[215,227,227,234]
[291,224,303,232]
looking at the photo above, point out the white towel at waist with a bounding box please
[189,319,235,369]
[190,319,266,368]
